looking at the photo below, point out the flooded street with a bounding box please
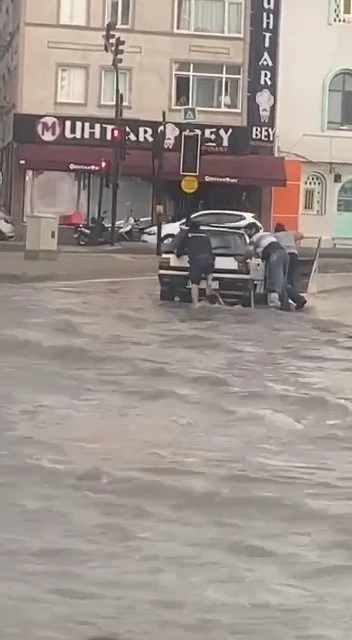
[1,278,352,640]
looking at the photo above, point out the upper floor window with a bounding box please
[173,62,242,110]
[105,0,131,26]
[338,180,352,212]
[327,70,352,128]
[176,0,243,36]
[100,68,130,106]
[56,66,87,104]
[330,0,352,23]
[59,0,88,26]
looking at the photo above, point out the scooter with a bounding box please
[74,213,137,246]
[115,215,136,241]
[0,208,15,241]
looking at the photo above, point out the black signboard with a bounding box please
[247,0,281,146]
[13,113,250,156]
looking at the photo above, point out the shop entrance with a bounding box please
[167,181,262,221]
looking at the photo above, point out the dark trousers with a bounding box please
[287,253,306,306]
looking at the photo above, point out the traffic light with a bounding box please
[180,131,201,176]
[103,21,115,53]
[113,36,125,65]
[111,125,124,143]
[111,125,126,160]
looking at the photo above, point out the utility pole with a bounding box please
[103,14,126,245]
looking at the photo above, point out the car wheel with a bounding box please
[160,287,174,302]
[161,234,175,245]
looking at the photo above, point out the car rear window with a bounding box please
[207,229,247,255]
[163,229,247,255]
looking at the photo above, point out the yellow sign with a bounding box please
[180,175,199,194]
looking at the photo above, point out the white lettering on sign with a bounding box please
[34,116,241,152]
[37,116,61,142]
[250,0,278,142]
[252,126,275,142]
[204,175,239,184]
[138,126,153,143]
[69,163,100,171]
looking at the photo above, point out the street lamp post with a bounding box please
[103,18,125,245]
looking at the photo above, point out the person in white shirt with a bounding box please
[274,223,306,310]
[244,224,291,311]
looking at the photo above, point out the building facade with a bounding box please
[0,0,285,231]
[275,0,352,241]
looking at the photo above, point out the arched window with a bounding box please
[327,71,352,128]
[338,180,352,213]
[302,173,326,215]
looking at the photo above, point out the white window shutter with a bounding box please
[328,0,342,24]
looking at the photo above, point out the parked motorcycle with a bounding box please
[0,208,15,241]
[74,213,138,246]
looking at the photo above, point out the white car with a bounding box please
[141,210,263,245]
[0,209,15,240]
[158,225,265,305]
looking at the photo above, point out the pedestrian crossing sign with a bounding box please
[182,107,197,122]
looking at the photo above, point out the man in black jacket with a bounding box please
[174,220,215,306]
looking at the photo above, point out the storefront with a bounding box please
[10,113,286,231]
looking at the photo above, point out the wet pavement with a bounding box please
[1,279,352,640]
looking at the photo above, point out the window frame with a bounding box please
[301,173,326,216]
[174,0,244,37]
[59,0,89,26]
[104,0,132,27]
[56,65,88,105]
[172,61,242,112]
[99,67,131,106]
[327,70,352,129]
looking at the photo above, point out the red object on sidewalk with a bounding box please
[59,211,85,226]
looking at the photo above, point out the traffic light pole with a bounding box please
[110,60,121,246]
[103,21,125,246]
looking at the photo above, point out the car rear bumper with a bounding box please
[158,272,254,303]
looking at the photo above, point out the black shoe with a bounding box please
[296,298,307,311]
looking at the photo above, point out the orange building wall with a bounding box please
[272,160,302,231]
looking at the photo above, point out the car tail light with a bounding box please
[159,258,170,269]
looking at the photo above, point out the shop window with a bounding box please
[327,70,352,128]
[23,171,88,222]
[173,62,242,110]
[100,68,130,106]
[302,173,326,215]
[89,176,152,222]
[338,179,352,212]
[59,0,88,26]
[176,0,243,36]
[105,0,131,26]
[56,66,87,104]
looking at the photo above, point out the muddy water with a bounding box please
[0,280,352,640]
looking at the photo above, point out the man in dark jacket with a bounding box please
[174,220,215,305]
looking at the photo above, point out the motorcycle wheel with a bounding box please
[76,233,89,246]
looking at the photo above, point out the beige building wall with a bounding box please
[11,0,250,126]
